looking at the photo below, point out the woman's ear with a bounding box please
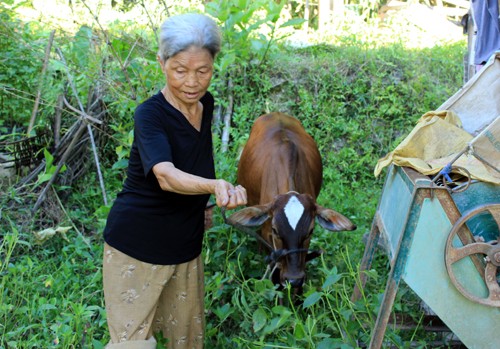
[157,55,165,71]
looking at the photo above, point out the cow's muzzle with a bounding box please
[283,272,305,288]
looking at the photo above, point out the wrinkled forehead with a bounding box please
[273,193,316,230]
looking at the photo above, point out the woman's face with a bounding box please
[159,46,214,107]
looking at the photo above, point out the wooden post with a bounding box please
[303,0,310,32]
[318,0,332,31]
[28,30,55,135]
[318,0,344,31]
[221,78,234,153]
[54,94,63,147]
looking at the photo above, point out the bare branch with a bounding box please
[28,30,56,135]
[221,78,234,153]
[62,96,104,125]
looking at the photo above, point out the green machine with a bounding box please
[354,53,500,348]
[354,165,499,348]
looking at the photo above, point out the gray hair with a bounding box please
[157,13,221,62]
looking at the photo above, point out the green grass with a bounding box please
[0,222,105,348]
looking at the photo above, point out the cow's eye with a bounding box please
[272,227,279,236]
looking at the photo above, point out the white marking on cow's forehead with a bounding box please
[284,195,304,230]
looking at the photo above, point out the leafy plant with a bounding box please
[35,148,67,185]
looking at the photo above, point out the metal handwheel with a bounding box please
[445,204,500,307]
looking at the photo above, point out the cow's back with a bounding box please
[237,112,322,206]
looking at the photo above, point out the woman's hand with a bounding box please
[214,180,247,209]
[153,162,247,209]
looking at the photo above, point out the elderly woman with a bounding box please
[102,13,247,348]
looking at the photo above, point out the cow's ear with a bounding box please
[315,205,356,232]
[227,205,271,227]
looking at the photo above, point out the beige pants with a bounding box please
[103,243,204,349]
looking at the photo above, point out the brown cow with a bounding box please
[227,112,356,290]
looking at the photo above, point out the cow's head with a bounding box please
[227,191,356,290]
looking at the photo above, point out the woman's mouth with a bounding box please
[184,91,199,99]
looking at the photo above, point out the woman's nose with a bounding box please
[185,72,199,86]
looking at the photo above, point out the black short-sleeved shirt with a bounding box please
[103,91,215,265]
